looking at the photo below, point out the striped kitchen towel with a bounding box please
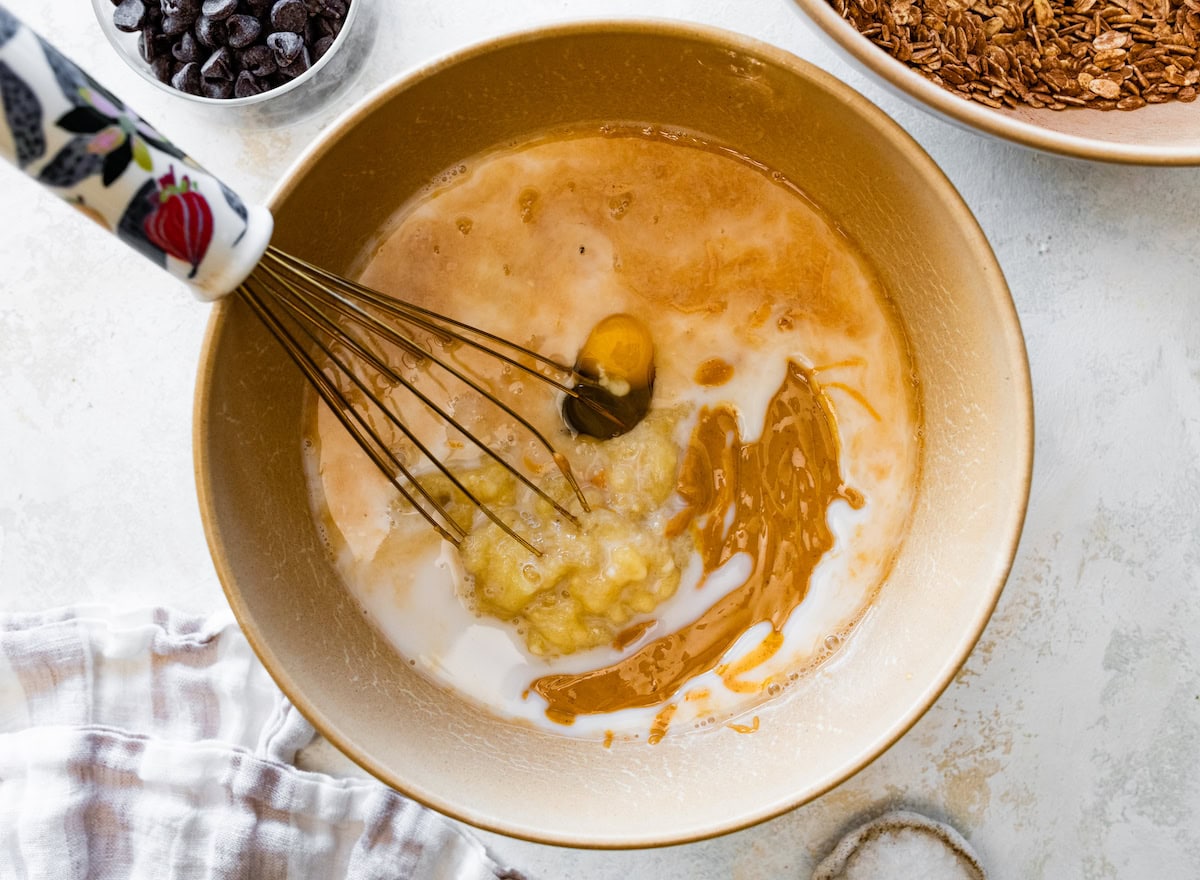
[0,606,525,880]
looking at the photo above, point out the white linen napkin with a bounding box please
[0,606,526,880]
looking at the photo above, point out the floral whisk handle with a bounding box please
[0,5,272,301]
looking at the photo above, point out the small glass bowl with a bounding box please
[92,0,375,124]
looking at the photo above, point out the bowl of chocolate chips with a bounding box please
[94,0,365,112]
[789,0,1200,164]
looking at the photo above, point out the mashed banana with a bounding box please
[433,409,689,656]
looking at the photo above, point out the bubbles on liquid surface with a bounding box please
[518,187,539,223]
[423,163,469,194]
[608,190,634,219]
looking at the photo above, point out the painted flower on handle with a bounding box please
[143,166,213,277]
[54,85,184,186]
[0,7,266,295]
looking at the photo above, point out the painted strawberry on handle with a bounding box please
[143,166,214,277]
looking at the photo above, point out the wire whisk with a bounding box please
[238,247,628,555]
[0,8,652,555]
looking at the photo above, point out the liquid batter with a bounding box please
[303,126,922,741]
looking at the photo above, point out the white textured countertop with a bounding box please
[2,1,1198,877]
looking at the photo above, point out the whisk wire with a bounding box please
[254,255,587,525]
[239,247,611,553]
[266,248,626,432]
[237,278,466,547]
[267,248,575,384]
[261,252,596,509]
[256,275,551,555]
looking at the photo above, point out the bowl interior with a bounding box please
[788,0,1200,164]
[195,22,1032,846]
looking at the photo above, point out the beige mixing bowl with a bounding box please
[194,21,1033,847]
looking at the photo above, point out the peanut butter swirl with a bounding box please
[531,361,862,724]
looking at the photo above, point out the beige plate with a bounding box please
[788,0,1200,165]
[194,21,1033,848]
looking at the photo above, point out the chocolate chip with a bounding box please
[171,31,200,62]
[160,12,190,35]
[312,34,333,60]
[299,0,341,18]
[193,14,226,47]
[170,60,202,94]
[150,55,174,83]
[266,30,303,65]
[161,0,199,20]
[201,45,235,79]
[139,27,170,62]
[200,0,237,19]
[306,14,339,41]
[202,78,234,99]
[276,49,309,79]
[113,0,146,32]
[160,0,199,30]
[234,70,265,97]
[225,14,261,48]
[270,0,307,33]
[240,44,277,77]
